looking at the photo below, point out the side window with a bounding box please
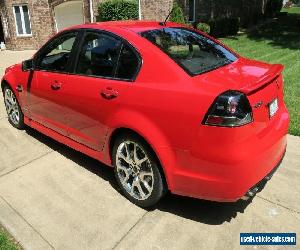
[116,44,139,80]
[76,32,122,78]
[37,32,77,72]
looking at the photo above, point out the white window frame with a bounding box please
[13,5,32,37]
[188,0,196,23]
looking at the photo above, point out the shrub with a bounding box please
[185,23,194,28]
[97,0,138,22]
[196,23,210,34]
[265,0,284,17]
[209,17,240,37]
[170,1,186,24]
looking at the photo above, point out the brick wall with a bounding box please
[1,0,54,50]
[140,0,173,21]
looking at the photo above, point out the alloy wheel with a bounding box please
[116,141,154,200]
[4,88,20,126]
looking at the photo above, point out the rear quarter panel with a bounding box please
[99,28,217,189]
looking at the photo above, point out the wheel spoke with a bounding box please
[133,143,138,163]
[6,91,13,104]
[15,110,19,121]
[10,112,16,124]
[117,163,132,184]
[124,142,132,161]
[123,172,130,183]
[130,179,138,196]
[119,152,131,164]
[136,181,146,199]
[5,90,10,100]
[142,180,151,193]
[5,102,13,114]
[136,156,148,165]
[124,142,129,156]
[117,163,129,173]
[11,96,17,105]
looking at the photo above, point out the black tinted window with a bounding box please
[116,44,139,80]
[76,32,122,77]
[37,32,77,72]
[142,28,237,76]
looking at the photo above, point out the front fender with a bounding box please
[2,64,30,115]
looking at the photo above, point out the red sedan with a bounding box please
[1,21,289,207]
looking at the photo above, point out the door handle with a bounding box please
[50,83,62,91]
[101,87,118,100]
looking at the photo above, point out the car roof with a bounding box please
[70,20,184,33]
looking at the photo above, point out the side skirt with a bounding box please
[24,116,112,167]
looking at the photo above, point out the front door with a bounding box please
[29,31,79,136]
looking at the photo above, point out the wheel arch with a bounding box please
[1,74,20,100]
[1,78,22,107]
[107,122,176,191]
[1,79,10,92]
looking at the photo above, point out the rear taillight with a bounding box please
[203,91,253,127]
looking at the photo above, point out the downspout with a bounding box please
[89,0,94,23]
[138,0,142,20]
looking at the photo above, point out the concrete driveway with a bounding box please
[0,50,299,250]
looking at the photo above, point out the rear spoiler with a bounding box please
[241,64,284,95]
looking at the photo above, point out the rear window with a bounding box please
[141,28,237,76]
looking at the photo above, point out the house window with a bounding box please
[13,5,32,36]
[188,0,196,22]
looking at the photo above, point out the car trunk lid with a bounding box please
[194,57,284,123]
[194,57,283,93]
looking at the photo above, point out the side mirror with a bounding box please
[22,59,34,72]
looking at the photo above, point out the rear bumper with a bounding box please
[170,105,289,202]
[241,149,285,200]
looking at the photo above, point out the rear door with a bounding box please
[28,31,79,135]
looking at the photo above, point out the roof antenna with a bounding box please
[159,7,173,26]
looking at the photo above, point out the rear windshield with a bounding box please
[141,28,237,76]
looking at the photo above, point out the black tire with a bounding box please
[113,133,167,208]
[3,85,25,129]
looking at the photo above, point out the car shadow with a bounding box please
[25,126,253,225]
[154,194,253,225]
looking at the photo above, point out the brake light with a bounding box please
[203,91,253,127]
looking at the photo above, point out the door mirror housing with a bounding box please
[22,59,34,71]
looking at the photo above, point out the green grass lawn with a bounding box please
[221,7,300,136]
[0,227,19,250]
